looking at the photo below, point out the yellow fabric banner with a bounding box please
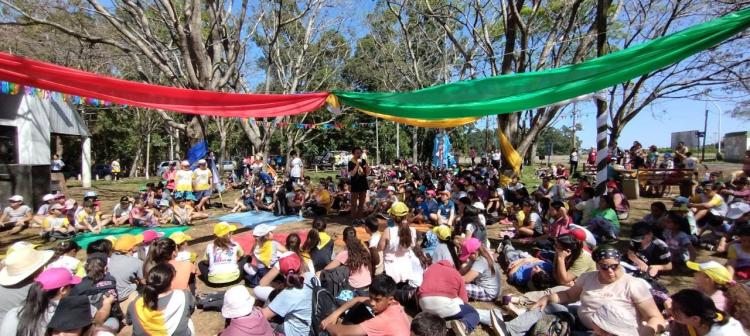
[499,131,523,174]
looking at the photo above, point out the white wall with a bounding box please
[16,95,51,165]
[723,132,749,162]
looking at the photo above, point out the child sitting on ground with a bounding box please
[727,224,750,281]
[75,201,104,233]
[47,240,85,277]
[41,203,74,241]
[170,231,196,263]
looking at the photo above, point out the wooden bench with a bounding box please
[636,168,695,197]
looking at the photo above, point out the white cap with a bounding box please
[180,160,190,166]
[221,285,255,318]
[84,191,98,198]
[472,201,486,210]
[727,202,750,220]
[8,195,22,202]
[198,159,207,164]
[386,186,396,192]
[64,199,76,210]
[252,224,275,237]
[42,194,55,202]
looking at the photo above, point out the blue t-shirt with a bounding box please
[509,261,552,286]
[437,200,454,219]
[421,199,439,215]
[268,272,314,336]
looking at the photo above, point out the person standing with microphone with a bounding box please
[349,147,370,219]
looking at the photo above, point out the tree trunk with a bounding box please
[129,142,143,178]
[145,133,151,179]
[412,126,418,164]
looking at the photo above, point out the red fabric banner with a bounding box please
[0,52,329,118]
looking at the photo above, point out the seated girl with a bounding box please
[727,223,750,281]
[662,212,697,266]
[459,238,501,302]
[325,227,372,290]
[198,222,245,286]
[587,195,620,241]
[669,289,747,336]
[245,224,286,287]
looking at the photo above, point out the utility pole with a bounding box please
[571,104,577,149]
[701,107,709,161]
[396,123,400,160]
[375,119,380,165]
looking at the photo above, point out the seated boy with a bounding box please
[322,274,411,336]
[75,201,104,233]
[624,222,672,278]
[41,203,74,241]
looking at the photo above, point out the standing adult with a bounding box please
[349,147,370,219]
[587,147,597,170]
[111,158,121,181]
[289,151,304,183]
[192,159,212,211]
[569,148,579,173]
[674,141,688,167]
[51,154,65,173]
[469,147,477,166]
[174,161,195,200]
[490,147,502,170]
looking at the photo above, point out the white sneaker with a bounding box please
[450,319,467,336]
[489,308,507,336]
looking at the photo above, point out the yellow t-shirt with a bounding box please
[193,168,212,191]
[42,216,69,230]
[175,170,194,192]
[75,209,97,227]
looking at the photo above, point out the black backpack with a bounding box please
[308,277,339,336]
[527,311,573,336]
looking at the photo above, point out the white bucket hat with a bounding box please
[221,285,255,318]
[0,247,54,286]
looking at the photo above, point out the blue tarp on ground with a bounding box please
[216,211,302,228]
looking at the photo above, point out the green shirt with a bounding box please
[593,208,620,231]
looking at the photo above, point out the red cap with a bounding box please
[607,181,618,189]
[570,228,587,242]
[279,253,302,274]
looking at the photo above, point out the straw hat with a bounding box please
[0,247,54,286]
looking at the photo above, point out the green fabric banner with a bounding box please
[72,226,190,249]
[335,8,750,120]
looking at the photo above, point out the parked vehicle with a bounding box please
[156,160,178,177]
[92,164,111,179]
[310,150,352,170]
[221,160,238,172]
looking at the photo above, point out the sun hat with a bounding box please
[215,222,238,237]
[221,285,256,319]
[459,238,481,262]
[432,225,452,241]
[686,261,732,285]
[727,202,750,220]
[590,303,639,336]
[142,230,164,243]
[113,234,144,252]
[6,241,37,256]
[35,267,81,291]
[8,195,22,202]
[251,223,273,237]
[47,295,94,332]
[42,194,55,202]
[64,199,76,210]
[0,247,54,286]
[388,202,409,217]
[169,232,193,245]
[279,253,302,275]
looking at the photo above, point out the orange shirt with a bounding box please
[169,259,197,291]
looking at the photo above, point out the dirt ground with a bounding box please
[0,161,741,335]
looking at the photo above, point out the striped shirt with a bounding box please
[128,290,195,336]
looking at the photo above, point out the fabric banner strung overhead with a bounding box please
[334,8,750,120]
[0,52,329,118]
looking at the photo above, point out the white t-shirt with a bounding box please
[685,157,698,169]
[368,231,384,275]
[206,242,242,280]
[575,272,651,331]
[491,152,502,161]
[570,152,579,162]
[383,226,417,283]
[290,157,303,178]
[705,317,747,336]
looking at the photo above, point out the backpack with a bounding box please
[527,311,573,336]
[308,277,339,336]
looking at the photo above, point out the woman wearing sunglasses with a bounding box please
[492,246,666,336]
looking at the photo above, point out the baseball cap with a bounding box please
[180,160,190,166]
[686,261,731,285]
[251,223,273,237]
[113,234,144,252]
[8,195,22,202]
[459,238,481,262]
[54,193,66,199]
[198,159,207,164]
[83,191,98,198]
[386,186,396,192]
[215,222,238,237]
[673,196,689,205]
[120,196,130,203]
[64,199,76,210]
[35,267,81,291]
[432,225,452,241]
[222,285,256,319]
[726,202,750,220]
[186,193,197,201]
[425,190,436,197]
[169,232,193,245]
[142,230,164,243]
[630,223,652,243]
[278,252,302,274]
[569,228,587,243]
[388,202,409,217]
[42,194,55,202]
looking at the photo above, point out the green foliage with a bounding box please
[535,126,582,156]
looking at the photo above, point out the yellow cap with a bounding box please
[114,234,144,252]
[214,222,237,238]
[388,201,409,217]
[104,235,118,244]
[432,225,452,241]
[169,232,193,245]
[686,261,732,285]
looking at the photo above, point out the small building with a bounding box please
[723,131,750,163]
[671,130,700,149]
[0,91,91,207]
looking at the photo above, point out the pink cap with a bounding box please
[35,268,81,291]
[426,190,436,197]
[142,230,164,243]
[64,199,76,210]
[459,238,481,262]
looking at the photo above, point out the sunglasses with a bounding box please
[598,263,619,271]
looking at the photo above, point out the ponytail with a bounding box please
[396,217,412,249]
[143,238,176,277]
[17,282,60,336]
[284,270,304,289]
[672,288,730,328]
[342,227,370,272]
[143,263,175,311]
[302,228,321,252]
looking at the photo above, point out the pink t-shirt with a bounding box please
[574,272,652,330]
[710,290,727,311]
[359,303,411,336]
[335,250,372,289]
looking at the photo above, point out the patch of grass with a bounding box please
[306,170,339,183]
